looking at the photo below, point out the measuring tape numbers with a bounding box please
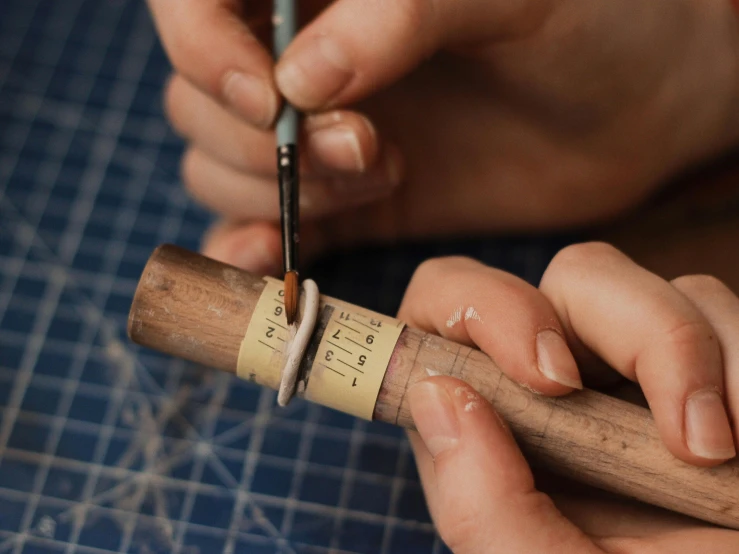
[236,278,290,390]
[303,296,404,419]
[237,278,404,419]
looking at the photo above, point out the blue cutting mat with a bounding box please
[0,1,444,552]
[0,1,576,552]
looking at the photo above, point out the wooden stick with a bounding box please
[128,244,739,529]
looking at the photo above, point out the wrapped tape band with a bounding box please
[237,277,405,419]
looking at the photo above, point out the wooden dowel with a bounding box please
[128,244,739,529]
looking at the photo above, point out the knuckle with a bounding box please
[541,241,621,285]
[412,256,479,284]
[672,274,730,296]
[522,494,579,550]
[165,33,195,80]
[662,318,714,350]
[165,33,221,99]
[437,504,486,553]
[392,0,437,41]
[410,258,444,289]
[553,241,621,269]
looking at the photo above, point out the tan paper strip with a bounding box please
[237,278,405,420]
[304,296,404,420]
[236,278,287,389]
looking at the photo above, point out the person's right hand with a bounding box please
[150,0,739,274]
[396,244,739,552]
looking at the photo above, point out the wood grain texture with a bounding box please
[378,329,739,529]
[128,244,263,373]
[128,245,739,529]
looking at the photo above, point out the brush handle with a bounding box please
[274,0,298,147]
[128,245,739,530]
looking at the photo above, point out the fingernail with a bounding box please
[276,35,353,108]
[308,124,365,172]
[685,389,736,460]
[536,330,582,389]
[326,147,404,196]
[407,380,460,458]
[222,71,277,129]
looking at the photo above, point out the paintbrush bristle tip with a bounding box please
[284,271,299,325]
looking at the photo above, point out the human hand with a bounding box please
[396,242,739,552]
[151,0,739,274]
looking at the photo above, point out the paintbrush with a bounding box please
[274,0,299,325]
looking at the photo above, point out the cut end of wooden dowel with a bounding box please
[127,243,175,342]
[284,270,299,325]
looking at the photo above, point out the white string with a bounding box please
[277,279,319,406]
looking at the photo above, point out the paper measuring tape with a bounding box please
[303,295,404,419]
[237,278,404,419]
[236,278,288,390]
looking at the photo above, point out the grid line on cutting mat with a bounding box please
[1,0,571,552]
[0,1,449,552]
[13,7,159,554]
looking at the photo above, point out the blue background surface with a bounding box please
[0,1,575,552]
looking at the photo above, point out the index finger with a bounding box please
[148,0,279,128]
[398,256,582,396]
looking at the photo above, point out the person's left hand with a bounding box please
[395,242,739,552]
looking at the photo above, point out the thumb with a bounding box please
[275,0,551,111]
[407,376,602,554]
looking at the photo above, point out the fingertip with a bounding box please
[401,258,582,398]
[201,221,331,277]
[540,242,737,465]
[668,275,739,465]
[408,377,585,554]
[408,377,515,461]
[164,74,199,140]
[649,390,736,467]
[407,378,461,459]
[305,111,379,174]
[273,0,453,110]
[200,221,231,262]
[201,221,282,276]
[684,389,737,463]
[442,378,511,437]
[298,110,403,209]
[275,33,355,110]
[222,70,280,130]
[535,329,583,391]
